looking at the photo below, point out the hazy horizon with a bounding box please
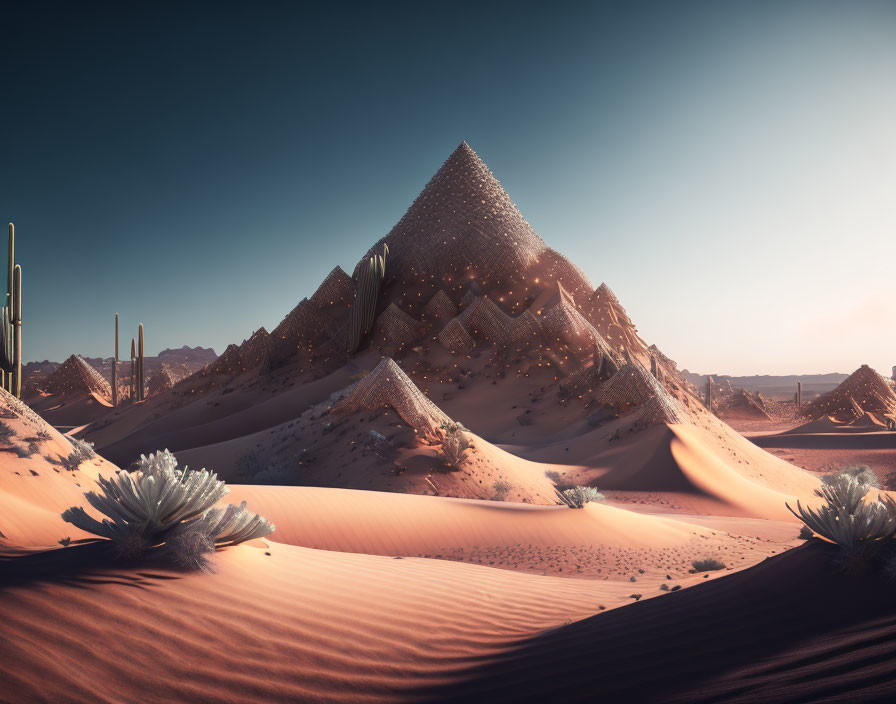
[3,1,894,377]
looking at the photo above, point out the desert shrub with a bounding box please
[787,473,896,554]
[493,479,510,500]
[823,464,879,489]
[545,470,561,484]
[70,436,97,459]
[62,449,274,564]
[559,485,605,508]
[438,421,472,470]
[692,558,726,572]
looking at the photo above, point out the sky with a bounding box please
[1,0,894,376]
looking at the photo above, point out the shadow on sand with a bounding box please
[414,541,896,703]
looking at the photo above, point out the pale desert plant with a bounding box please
[786,473,896,553]
[61,449,274,562]
[492,479,510,500]
[437,421,472,470]
[559,485,605,509]
[692,558,726,572]
[823,464,879,489]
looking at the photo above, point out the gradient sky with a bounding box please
[2,1,894,376]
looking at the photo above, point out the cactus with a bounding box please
[112,313,119,406]
[130,338,136,400]
[137,324,145,401]
[706,376,713,412]
[0,224,22,397]
[797,381,802,412]
[348,244,388,353]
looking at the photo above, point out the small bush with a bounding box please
[493,479,510,500]
[545,470,561,484]
[692,558,726,572]
[62,449,275,566]
[823,465,879,489]
[560,485,605,508]
[787,473,896,554]
[438,421,472,470]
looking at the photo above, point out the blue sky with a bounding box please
[2,1,894,375]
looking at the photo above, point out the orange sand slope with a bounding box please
[512,411,820,520]
[0,389,113,547]
[0,540,677,704]
[228,485,794,579]
[2,538,891,704]
[419,541,896,703]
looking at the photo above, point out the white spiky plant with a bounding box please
[787,473,896,551]
[560,486,605,509]
[62,449,275,559]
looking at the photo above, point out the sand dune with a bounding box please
[227,485,791,579]
[0,389,112,547]
[418,541,896,703]
[0,540,665,704]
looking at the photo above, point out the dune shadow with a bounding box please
[412,542,896,703]
[0,542,186,590]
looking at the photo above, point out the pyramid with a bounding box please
[353,142,552,290]
[630,390,689,431]
[147,365,179,396]
[591,361,666,417]
[371,303,424,348]
[203,328,272,377]
[437,318,475,354]
[540,284,622,364]
[336,357,451,441]
[42,355,111,398]
[802,364,896,422]
[719,388,772,420]
[584,283,648,356]
[422,289,457,325]
[270,266,353,363]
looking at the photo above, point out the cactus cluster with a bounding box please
[117,318,146,403]
[0,224,22,397]
[348,243,388,353]
[112,313,119,406]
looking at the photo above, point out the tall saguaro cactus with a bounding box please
[796,381,802,412]
[706,376,713,413]
[112,313,119,406]
[130,338,136,400]
[348,244,388,353]
[137,323,145,401]
[0,224,22,397]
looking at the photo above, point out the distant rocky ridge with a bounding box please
[682,371,849,401]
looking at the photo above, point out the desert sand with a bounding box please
[3,142,892,703]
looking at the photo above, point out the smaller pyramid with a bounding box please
[148,365,179,396]
[584,283,648,357]
[371,304,424,348]
[203,328,272,377]
[591,361,665,416]
[540,284,622,365]
[336,358,451,441]
[270,266,353,363]
[42,355,111,398]
[803,364,896,421]
[422,290,457,325]
[437,318,475,354]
